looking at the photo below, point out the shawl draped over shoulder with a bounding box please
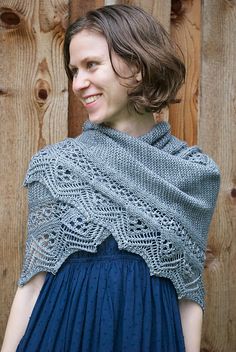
[18,120,220,309]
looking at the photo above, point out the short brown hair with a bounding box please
[64,4,185,114]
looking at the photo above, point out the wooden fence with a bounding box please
[0,0,235,351]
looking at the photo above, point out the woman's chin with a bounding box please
[88,115,107,125]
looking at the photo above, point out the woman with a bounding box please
[1,5,220,352]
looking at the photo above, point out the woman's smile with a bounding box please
[81,94,103,106]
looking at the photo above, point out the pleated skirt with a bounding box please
[16,235,185,352]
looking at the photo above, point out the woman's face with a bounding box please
[69,30,138,128]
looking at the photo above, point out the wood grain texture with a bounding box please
[1,0,235,350]
[115,0,171,30]
[200,1,236,351]
[169,0,200,146]
[0,0,68,343]
[68,0,105,137]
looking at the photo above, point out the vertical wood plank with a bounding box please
[115,0,171,31]
[200,1,236,351]
[0,0,68,342]
[68,0,105,137]
[169,0,201,146]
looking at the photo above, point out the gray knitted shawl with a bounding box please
[18,120,220,309]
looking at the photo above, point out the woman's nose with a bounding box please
[72,72,90,92]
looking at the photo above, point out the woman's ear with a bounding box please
[135,71,142,82]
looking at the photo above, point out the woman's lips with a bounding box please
[82,94,102,106]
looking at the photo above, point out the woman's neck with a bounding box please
[103,112,157,137]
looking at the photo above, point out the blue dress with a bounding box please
[16,235,185,352]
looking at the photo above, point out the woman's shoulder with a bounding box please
[30,137,77,162]
[166,133,220,173]
[23,137,81,186]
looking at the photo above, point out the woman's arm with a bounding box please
[179,299,203,352]
[1,272,46,352]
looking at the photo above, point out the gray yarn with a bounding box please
[18,120,220,309]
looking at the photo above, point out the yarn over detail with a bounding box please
[18,120,220,309]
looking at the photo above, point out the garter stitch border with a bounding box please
[18,120,220,309]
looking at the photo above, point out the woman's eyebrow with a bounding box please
[69,56,103,68]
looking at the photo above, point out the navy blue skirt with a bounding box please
[17,235,185,352]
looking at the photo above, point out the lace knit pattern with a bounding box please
[18,121,220,309]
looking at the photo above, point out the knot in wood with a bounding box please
[38,89,48,100]
[0,87,9,96]
[171,0,185,21]
[204,247,217,269]
[231,188,236,198]
[35,79,51,105]
[0,10,21,26]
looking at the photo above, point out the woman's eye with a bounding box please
[87,62,97,70]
